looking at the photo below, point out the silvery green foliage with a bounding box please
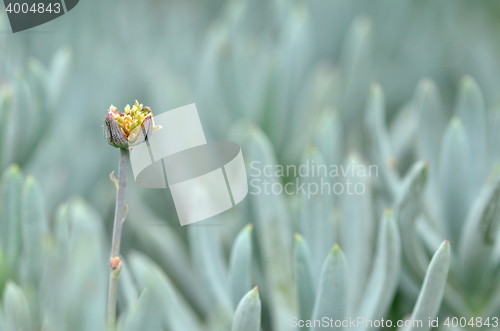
[384,76,500,324]
[232,287,261,331]
[0,166,108,331]
[0,0,500,330]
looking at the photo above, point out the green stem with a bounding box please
[107,147,129,328]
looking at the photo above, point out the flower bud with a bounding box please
[108,256,123,280]
[103,100,156,148]
[109,257,121,269]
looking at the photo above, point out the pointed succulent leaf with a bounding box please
[407,240,451,331]
[3,281,31,331]
[313,108,343,169]
[280,63,340,164]
[459,172,500,288]
[0,250,8,297]
[228,224,254,307]
[365,82,399,198]
[0,164,23,275]
[311,244,348,331]
[439,118,472,246]
[21,175,48,252]
[47,47,72,107]
[389,103,418,169]
[231,287,262,331]
[340,152,373,310]
[454,75,486,183]
[340,15,373,122]
[126,199,210,315]
[341,14,372,80]
[233,123,297,329]
[8,74,39,164]
[0,86,13,164]
[484,280,500,317]
[394,161,430,278]
[53,202,70,252]
[488,108,500,169]
[20,175,49,286]
[27,57,50,117]
[189,222,232,312]
[40,198,107,331]
[129,251,202,331]
[357,209,401,330]
[294,234,316,322]
[0,304,4,331]
[215,23,271,123]
[271,6,314,151]
[414,78,446,170]
[299,146,335,277]
[117,290,151,331]
[411,79,446,235]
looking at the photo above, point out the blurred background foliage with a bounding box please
[1,0,500,330]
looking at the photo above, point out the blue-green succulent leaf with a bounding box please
[6,75,39,165]
[311,244,347,331]
[454,76,487,188]
[357,209,401,330]
[484,281,500,317]
[129,251,202,331]
[394,161,429,278]
[299,146,335,277]
[27,58,50,117]
[272,6,314,152]
[234,123,297,330]
[117,256,139,312]
[340,15,373,124]
[439,118,472,246]
[459,172,500,288]
[294,234,316,323]
[0,304,5,331]
[21,176,48,251]
[40,198,107,331]
[414,78,447,171]
[231,287,261,331]
[407,240,450,331]
[340,152,373,312]
[189,221,232,312]
[412,80,445,239]
[53,202,69,253]
[126,198,210,315]
[389,103,418,171]
[20,175,49,286]
[488,108,500,171]
[313,109,343,170]
[365,82,399,198]
[3,281,31,331]
[117,289,151,331]
[0,250,7,296]
[47,47,73,108]
[0,164,23,275]
[0,87,12,166]
[281,63,340,164]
